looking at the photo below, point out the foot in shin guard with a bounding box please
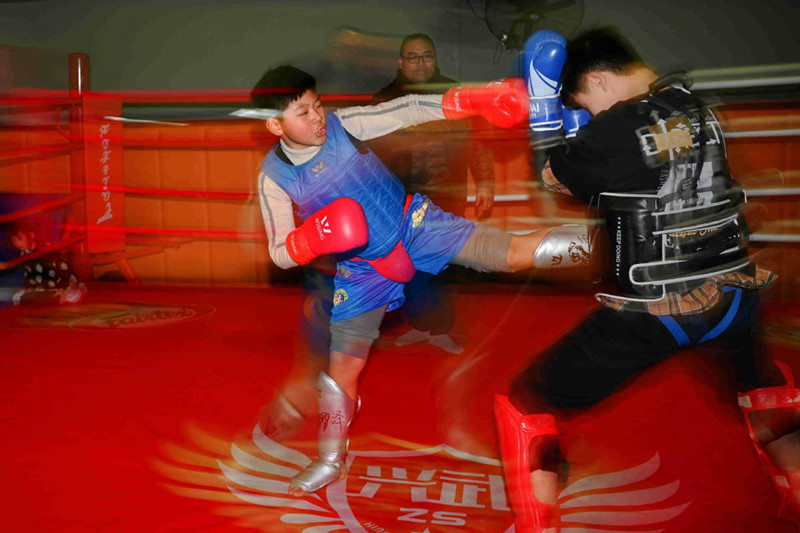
[289,372,358,496]
[494,394,559,532]
[738,360,800,526]
[289,458,348,496]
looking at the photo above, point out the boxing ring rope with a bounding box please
[726,129,800,138]
[0,141,83,163]
[116,89,373,105]
[72,184,251,202]
[690,63,800,91]
[746,188,800,197]
[0,235,86,272]
[1,52,137,287]
[0,193,84,225]
[0,95,84,165]
[0,59,88,289]
[1,53,798,287]
[693,63,800,243]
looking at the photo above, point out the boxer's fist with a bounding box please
[287,197,368,265]
[523,30,567,131]
[563,106,591,137]
[442,78,528,128]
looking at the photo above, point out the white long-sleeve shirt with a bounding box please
[258,94,445,269]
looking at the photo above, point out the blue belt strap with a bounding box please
[658,315,691,347]
[657,287,743,347]
[698,287,742,343]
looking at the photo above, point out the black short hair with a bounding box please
[6,217,36,247]
[250,65,316,112]
[400,33,436,54]
[561,28,643,104]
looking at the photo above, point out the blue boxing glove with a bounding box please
[522,30,567,132]
[563,106,591,138]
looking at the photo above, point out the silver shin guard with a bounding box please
[289,372,358,494]
[533,224,596,270]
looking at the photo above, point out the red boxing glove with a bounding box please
[442,78,528,128]
[286,197,368,265]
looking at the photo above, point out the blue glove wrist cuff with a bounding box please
[529,94,563,132]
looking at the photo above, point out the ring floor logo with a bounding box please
[155,425,690,532]
[7,302,216,329]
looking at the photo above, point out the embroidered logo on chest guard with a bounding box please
[310,161,328,178]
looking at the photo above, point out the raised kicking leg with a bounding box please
[452,222,598,276]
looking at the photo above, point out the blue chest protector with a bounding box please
[261,113,406,261]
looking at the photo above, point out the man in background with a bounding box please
[370,33,496,354]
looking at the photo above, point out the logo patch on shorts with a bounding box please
[333,288,348,306]
[411,200,429,228]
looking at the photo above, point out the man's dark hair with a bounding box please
[561,28,643,104]
[251,65,316,111]
[400,33,436,54]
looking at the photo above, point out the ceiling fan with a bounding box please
[482,0,585,51]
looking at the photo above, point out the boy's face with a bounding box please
[267,89,326,150]
[11,230,35,251]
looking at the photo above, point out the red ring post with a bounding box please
[69,53,91,279]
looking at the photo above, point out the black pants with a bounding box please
[511,289,785,412]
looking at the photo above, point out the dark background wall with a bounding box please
[0,0,798,94]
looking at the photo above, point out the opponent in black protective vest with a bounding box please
[494,28,800,532]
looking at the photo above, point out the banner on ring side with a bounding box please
[82,94,125,254]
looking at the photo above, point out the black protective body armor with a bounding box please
[598,77,750,301]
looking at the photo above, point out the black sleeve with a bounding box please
[546,106,647,199]
[547,131,611,199]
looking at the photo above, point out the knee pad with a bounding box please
[451,222,513,273]
[739,361,799,443]
[494,395,559,532]
[738,360,800,524]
